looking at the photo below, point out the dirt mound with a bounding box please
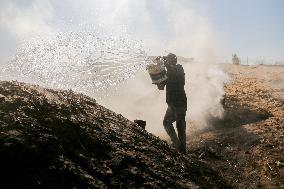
[0,81,230,189]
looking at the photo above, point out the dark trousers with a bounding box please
[163,106,186,153]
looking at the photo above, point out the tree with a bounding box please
[232,54,240,65]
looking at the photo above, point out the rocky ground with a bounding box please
[0,64,283,189]
[187,64,284,188]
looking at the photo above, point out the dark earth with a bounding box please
[0,64,283,188]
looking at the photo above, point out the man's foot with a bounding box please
[169,142,179,150]
[178,145,186,154]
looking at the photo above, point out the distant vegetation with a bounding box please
[232,54,240,65]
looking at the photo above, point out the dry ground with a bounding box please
[187,64,284,188]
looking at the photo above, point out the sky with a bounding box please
[202,0,284,63]
[0,0,283,64]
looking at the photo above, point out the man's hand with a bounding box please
[157,83,165,90]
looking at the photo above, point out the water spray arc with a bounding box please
[2,25,150,95]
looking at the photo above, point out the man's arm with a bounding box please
[157,79,167,90]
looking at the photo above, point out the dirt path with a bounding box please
[187,65,284,188]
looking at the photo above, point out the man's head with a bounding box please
[164,53,177,70]
[166,53,177,65]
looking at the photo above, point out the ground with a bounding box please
[187,64,284,188]
[0,80,229,189]
[0,64,283,189]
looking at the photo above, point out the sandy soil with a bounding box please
[187,64,284,188]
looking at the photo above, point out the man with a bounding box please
[157,53,187,154]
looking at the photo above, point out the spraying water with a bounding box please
[1,24,150,95]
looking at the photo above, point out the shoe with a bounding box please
[170,142,179,150]
[179,145,186,154]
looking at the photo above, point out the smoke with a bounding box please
[98,60,228,137]
[98,69,167,136]
[185,62,228,127]
[0,0,228,137]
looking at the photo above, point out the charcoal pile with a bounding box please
[0,81,229,189]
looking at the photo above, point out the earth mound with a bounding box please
[0,81,229,189]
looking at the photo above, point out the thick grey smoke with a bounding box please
[0,0,228,137]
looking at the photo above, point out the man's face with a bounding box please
[166,55,177,64]
[165,56,177,70]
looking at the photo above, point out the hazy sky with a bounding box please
[0,0,283,63]
[200,0,284,62]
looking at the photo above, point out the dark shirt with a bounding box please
[164,64,187,109]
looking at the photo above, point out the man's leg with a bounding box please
[176,107,187,154]
[163,106,179,148]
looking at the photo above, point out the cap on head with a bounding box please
[166,53,177,65]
